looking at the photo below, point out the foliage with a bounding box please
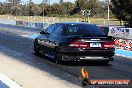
[0,3,11,15]
[28,2,42,16]
[0,0,109,18]
[11,6,23,16]
[111,0,132,27]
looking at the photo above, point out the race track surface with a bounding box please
[0,24,132,88]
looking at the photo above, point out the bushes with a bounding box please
[0,0,110,18]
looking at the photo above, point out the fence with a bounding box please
[0,19,132,51]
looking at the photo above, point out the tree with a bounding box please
[62,2,74,16]
[20,5,29,16]
[28,2,41,16]
[0,0,110,18]
[75,0,86,10]
[40,3,48,16]
[111,0,132,27]
[74,0,104,17]
[40,0,49,16]
[0,3,4,14]
[1,3,11,15]
[11,6,23,16]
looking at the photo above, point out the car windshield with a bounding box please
[64,24,105,36]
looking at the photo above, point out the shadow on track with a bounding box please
[34,53,112,67]
[60,61,112,66]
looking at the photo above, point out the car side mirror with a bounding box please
[40,31,45,34]
[40,31,50,35]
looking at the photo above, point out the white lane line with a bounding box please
[0,72,22,88]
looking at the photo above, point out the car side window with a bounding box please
[52,24,63,36]
[46,24,55,34]
[67,26,79,35]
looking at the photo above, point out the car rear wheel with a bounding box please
[34,41,40,56]
[101,60,109,65]
[54,48,62,64]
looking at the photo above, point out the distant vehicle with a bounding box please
[34,22,115,64]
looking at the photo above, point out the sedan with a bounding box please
[34,22,115,64]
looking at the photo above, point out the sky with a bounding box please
[0,0,105,4]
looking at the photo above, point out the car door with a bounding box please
[47,24,63,55]
[41,24,56,54]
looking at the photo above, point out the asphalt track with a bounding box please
[0,24,132,88]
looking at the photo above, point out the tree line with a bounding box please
[111,0,132,27]
[0,0,109,18]
[1,0,132,27]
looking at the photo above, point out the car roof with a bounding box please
[55,22,96,26]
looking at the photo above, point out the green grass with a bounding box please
[0,15,120,25]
